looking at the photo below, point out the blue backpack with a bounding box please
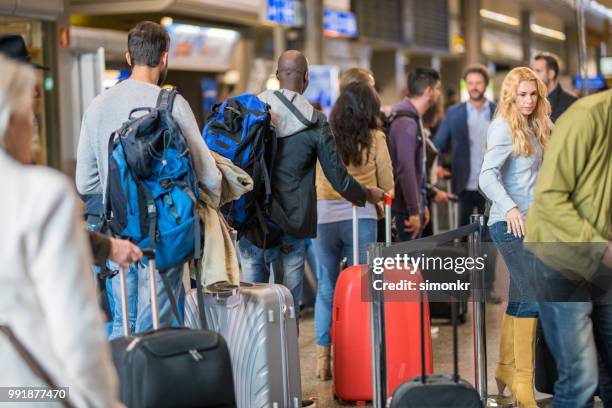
[105,88,201,270]
[202,93,281,248]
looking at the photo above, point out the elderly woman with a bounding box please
[0,54,120,407]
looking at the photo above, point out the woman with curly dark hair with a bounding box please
[312,81,394,380]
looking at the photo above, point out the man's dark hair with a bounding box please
[534,53,560,79]
[127,21,170,67]
[407,68,440,97]
[463,64,490,85]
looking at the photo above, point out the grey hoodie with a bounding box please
[258,89,315,138]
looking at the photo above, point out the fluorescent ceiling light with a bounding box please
[480,9,520,26]
[531,24,566,40]
[588,0,612,19]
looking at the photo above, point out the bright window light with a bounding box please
[531,24,566,40]
[480,9,520,26]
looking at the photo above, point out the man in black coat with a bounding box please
[532,53,577,122]
[238,51,384,312]
[238,50,384,316]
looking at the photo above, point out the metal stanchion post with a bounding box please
[368,243,387,408]
[469,214,488,404]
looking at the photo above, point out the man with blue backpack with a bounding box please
[204,50,384,318]
[76,21,221,338]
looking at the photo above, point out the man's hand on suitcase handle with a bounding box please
[109,238,143,267]
[365,186,385,204]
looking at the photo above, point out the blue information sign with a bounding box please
[574,75,606,91]
[267,0,297,26]
[323,8,358,38]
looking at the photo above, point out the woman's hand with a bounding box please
[505,207,524,238]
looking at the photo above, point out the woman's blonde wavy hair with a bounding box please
[495,67,551,156]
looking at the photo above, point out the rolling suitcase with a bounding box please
[535,320,558,394]
[332,197,433,403]
[184,282,302,408]
[111,250,236,408]
[390,293,482,408]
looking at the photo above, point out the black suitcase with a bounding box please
[390,293,482,408]
[534,320,558,394]
[423,246,470,323]
[110,251,236,408]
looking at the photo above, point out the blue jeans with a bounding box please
[312,219,377,346]
[108,262,184,340]
[532,255,612,408]
[489,221,538,317]
[238,234,305,316]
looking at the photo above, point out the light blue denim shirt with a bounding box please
[479,117,542,226]
[466,101,492,191]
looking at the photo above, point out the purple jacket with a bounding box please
[387,98,425,216]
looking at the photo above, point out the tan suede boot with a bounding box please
[316,345,331,381]
[512,317,539,408]
[495,314,515,398]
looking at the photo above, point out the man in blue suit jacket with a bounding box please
[434,64,500,303]
[434,64,496,227]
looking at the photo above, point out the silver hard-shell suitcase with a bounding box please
[184,282,301,408]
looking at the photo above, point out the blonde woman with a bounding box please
[479,67,551,407]
[0,55,120,407]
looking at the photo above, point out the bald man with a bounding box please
[238,50,384,317]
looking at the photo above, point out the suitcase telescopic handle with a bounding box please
[352,206,360,266]
[117,248,163,335]
[352,194,393,266]
[384,194,392,245]
[141,248,161,330]
[118,265,130,337]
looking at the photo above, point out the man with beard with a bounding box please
[76,21,221,337]
[433,64,500,303]
[388,68,442,241]
[531,53,577,123]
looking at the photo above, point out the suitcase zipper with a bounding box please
[189,349,204,361]
[126,337,141,352]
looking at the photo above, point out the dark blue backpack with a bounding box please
[105,88,201,269]
[202,93,281,248]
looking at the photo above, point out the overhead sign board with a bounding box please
[165,23,240,72]
[323,8,358,38]
[267,0,298,25]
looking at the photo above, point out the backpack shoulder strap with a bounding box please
[156,87,178,112]
[273,90,314,128]
[389,109,419,123]
[389,109,423,141]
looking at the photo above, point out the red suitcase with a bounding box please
[332,197,433,403]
